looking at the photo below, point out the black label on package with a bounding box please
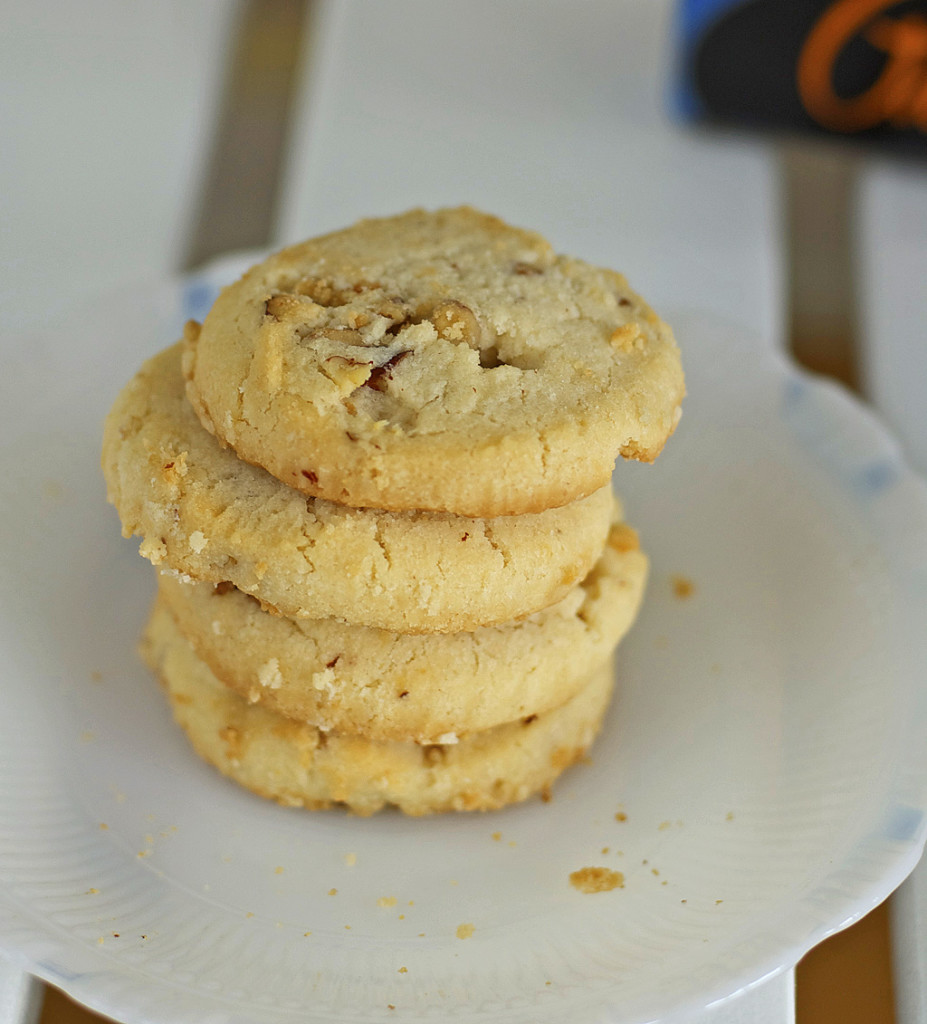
[677,0,927,153]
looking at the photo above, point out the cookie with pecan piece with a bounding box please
[102,345,615,632]
[183,207,684,516]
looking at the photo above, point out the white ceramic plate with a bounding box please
[2,261,927,1024]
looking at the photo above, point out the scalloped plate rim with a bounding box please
[1,266,926,1024]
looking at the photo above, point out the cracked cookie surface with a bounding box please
[156,520,646,743]
[183,207,684,516]
[142,602,615,816]
[102,345,615,632]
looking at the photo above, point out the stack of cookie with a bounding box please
[102,208,683,815]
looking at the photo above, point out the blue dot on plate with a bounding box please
[781,375,808,414]
[181,279,221,322]
[37,961,85,982]
[855,460,900,497]
[884,804,923,843]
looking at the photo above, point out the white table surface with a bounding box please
[5,1,927,1021]
[0,0,235,334]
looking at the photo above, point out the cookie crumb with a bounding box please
[658,820,671,831]
[492,831,502,841]
[86,888,99,895]
[671,575,695,599]
[219,725,242,761]
[609,323,643,352]
[456,923,475,939]
[311,667,336,694]
[601,846,610,855]
[328,888,337,896]
[569,867,624,893]
[274,866,284,875]
[258,658,283,690]
[99,823,109,830]
[344,852,357,866]
[377,896,397,908]
[303,931,312,937]
[188,530,208,553]
[398,966,408,974]
[726,811,735,821]
[615,811,627,822]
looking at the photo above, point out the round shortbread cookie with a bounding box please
[141,602,615,816]
[156,521,646,743]
[102,345,615,632]
[183,207,684,516]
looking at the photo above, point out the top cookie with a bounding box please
[183,207,684,517]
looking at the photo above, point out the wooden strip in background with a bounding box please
[797,900,897,1024]
[182,0,309,269]
[781,139,896,1024]
[779,140,861,389]
[37,988,104,1024]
